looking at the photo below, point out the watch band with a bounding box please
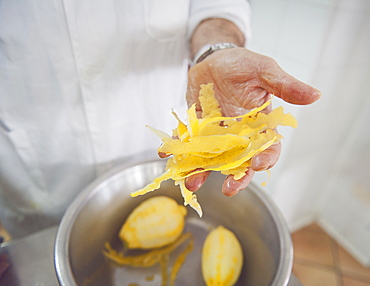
[193,43,238,65]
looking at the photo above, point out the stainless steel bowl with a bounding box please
[54,159,293,285]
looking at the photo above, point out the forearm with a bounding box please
[190,18,245,60]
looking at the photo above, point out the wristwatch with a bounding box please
[193,42,238,65]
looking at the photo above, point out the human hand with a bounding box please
[185,48,320,196]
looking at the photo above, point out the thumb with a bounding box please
[260,60,321,105]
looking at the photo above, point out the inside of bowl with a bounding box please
[63,160,291,286]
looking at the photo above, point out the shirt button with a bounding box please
[81,66,99,80]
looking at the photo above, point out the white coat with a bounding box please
[0,0,251,237]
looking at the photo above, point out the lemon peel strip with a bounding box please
[199,83,222,118]
[261,170,271,187]
[103,232,193,267]
[175,179,203,217]
[146,125,172,142]
[171,110,188,139]
[131,170,172,197]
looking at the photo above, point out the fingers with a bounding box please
[260,59,321,105]
[184,142,279,195]
[221,143,281,196]
[185,171,211,192]
[251,142,281,171]
[222,168,255,197]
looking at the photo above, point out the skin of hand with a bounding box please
[184,47,321,196]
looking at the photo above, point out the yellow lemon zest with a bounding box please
[131,83,297,216]
[104,232,194,286]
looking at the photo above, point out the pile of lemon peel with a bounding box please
[131,83,298,217]
[104,232,194,286]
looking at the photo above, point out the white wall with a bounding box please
[248,0,370,266]
[315,4,370,265]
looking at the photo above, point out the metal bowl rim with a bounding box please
[54,158,293,286]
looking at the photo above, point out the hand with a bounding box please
[185,48,320,196]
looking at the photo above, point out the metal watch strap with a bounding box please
[193,43,238,65]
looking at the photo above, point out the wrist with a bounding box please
[192,42,238,65]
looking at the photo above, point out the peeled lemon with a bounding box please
[202,226,243,286]
[119,196,187,249]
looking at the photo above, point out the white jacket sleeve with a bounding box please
[188,0,252,46]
